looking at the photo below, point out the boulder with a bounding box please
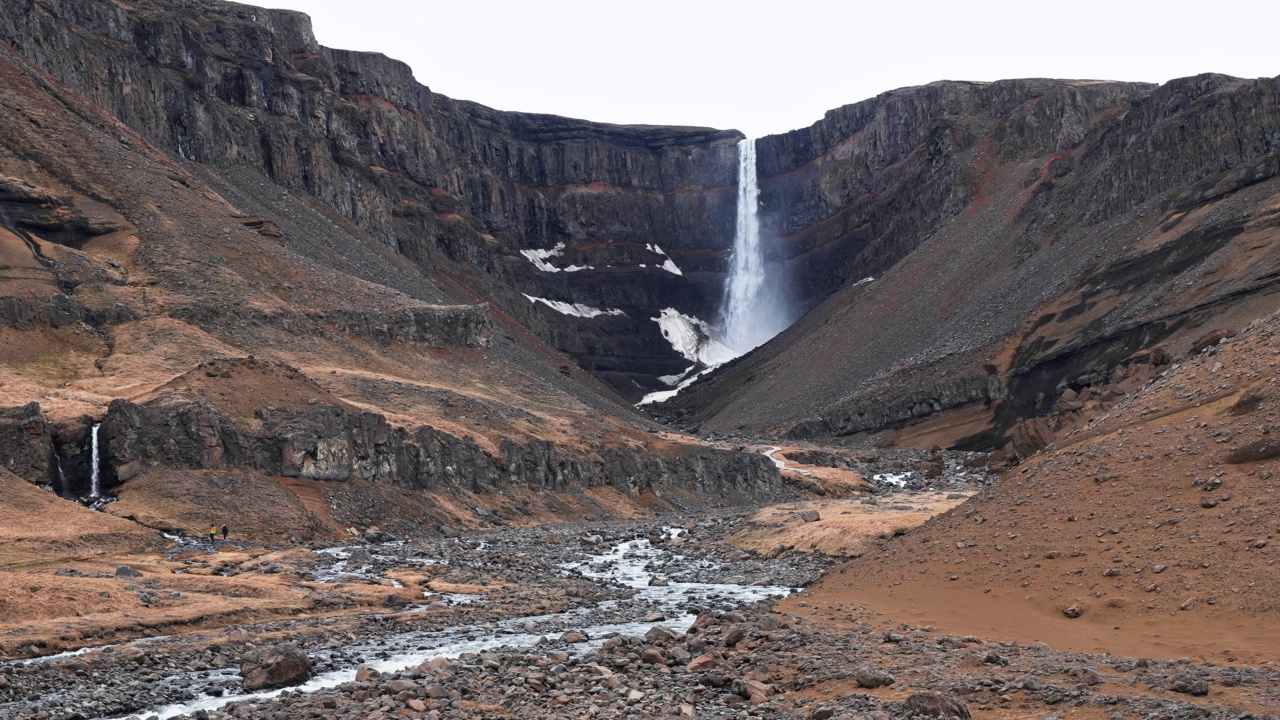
[853,667,896,688]
[240,643,312,690]
[685,654,719,673]
[904,691,972,720]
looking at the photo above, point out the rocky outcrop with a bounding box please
[0,0,743,397]
[97,398,782,502]
[167,302,492,347]
[0,403,53,485]
[671,73,1280,452]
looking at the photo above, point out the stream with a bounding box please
[119,530,795,719]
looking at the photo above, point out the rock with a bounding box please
[240,643,312,690]
[648,576,669,587]
[114,565,142,579]
[559,631,589,643]
[640,648,666,665]
[685,654,719,673]
[644,626,680,644]
[798,509,820,522]
[853,667,895,688]
[904,691,972,720]
[1063,604,1082,618]
[0,403,53,485]
[1070,667,1103,685]
[1171,676,1211,696]
[723,626,747,647]
[355,666,380,682]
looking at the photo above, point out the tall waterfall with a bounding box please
[721,138,789,353]
[89,423,101,498]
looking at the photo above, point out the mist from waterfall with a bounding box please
[89,423,101,498]
[720,138,791,353]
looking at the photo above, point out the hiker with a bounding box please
[221,524,229,541]
[209,524,218,542]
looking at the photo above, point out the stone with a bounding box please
[114,565,143,579]
[723,626,747,647]
[560,631,589,643]
[685,654,719,673]
[904,691,972,720]
[1063,604,1082,618]
[853,667,895,688]
[239,643,312,690]
[648,577,669,587]
[1171,676,1210,696]
[640,648,666,665]
[798,509,820,522]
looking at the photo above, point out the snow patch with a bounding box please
[652,309,737,367]
[638,310,740,405]
[523,294,624,319]
[852,276,875,287]
[644,244,683,275]
[658,365,697,387]
[520,243,565,272]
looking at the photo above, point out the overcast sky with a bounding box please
[262,0,1280,138]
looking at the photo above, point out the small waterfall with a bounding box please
[56,456,66,495]
[720,138,790,353]
[89,423,101,498]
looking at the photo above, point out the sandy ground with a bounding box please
[791,313,1280,664]
[731,492,970,556]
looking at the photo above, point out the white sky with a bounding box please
[261,0,1280,138]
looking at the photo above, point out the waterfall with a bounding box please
[56,456,66,495]
[89,423,101,498]
[720,138,789,353]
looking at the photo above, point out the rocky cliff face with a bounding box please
[0,0,745,398]
[90,396,782,503]
[666,75,1280,454]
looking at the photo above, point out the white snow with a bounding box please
[658,365,697,387]
[523,294,624,319]
[637,309,741,405]
[519,243,565,272]
[645,244,683,275]
[852,276,875,287]
[652,309,737,367]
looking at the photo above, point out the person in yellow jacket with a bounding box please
[209,524,218,543]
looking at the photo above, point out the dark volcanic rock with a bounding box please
[98,392,783,501]
[0,0,744,397]
[0,403,54,485]
[240,643,312,690]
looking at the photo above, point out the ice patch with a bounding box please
[651,309,737,367]
[523,294,625,319]
[520,243,565,272]
[852,276,875,287]
[658,365,697,387]
[638,309,741,405]
[646,244,683,275]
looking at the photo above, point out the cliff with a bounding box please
[0,0,745,397]
[665,74,1280,454]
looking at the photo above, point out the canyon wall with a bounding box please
[0,399,782,503]
[0,0,745,397]
[668,75,1280,451]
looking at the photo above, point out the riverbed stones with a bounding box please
[240,643,312,690]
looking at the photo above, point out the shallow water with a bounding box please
[126,532,793,719]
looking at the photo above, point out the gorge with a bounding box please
[0,1,1279,718]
